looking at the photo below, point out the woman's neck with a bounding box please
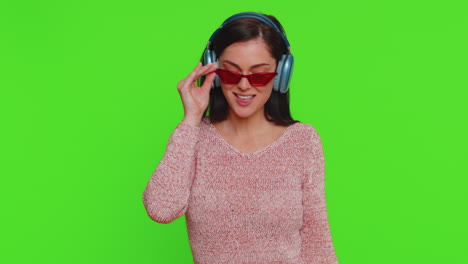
[222,110,274,137]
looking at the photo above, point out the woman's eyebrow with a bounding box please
[223,60,271,70]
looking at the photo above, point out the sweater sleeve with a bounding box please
[142,122,200,224]
[300,127,339,263]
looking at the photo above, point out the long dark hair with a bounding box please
[201,14,298,126]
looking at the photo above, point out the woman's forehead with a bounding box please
[220,39,276,67]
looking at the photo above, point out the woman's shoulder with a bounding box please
[197,116,217,139]
[288,121,320,139]
[200,116,213,131]
[285,121,323,153]
[201,116,211,125]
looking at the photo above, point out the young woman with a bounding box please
[143,12,339,263]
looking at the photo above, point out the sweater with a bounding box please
[143,118,338,263]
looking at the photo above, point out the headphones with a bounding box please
[203,12,294,94]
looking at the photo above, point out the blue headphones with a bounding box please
[204,12,294,94]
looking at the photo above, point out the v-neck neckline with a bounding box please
[208,121,299,157]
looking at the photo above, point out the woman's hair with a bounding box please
[202,14,298,126]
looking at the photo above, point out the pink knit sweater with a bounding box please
[143,118,338,263]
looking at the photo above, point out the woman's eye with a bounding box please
[251,74,266,80]
[226,71,240,77]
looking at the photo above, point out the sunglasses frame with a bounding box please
[215,69,278,87]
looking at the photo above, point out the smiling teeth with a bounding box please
[236,94,254,100]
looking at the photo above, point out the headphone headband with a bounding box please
[208,12,290,50]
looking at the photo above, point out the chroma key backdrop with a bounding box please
[1,0,467,263]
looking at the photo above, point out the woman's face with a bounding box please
[218,38,276,120]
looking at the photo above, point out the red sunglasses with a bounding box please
[215,69,277,86]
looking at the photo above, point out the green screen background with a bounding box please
[2,0,467,263]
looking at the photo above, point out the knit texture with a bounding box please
[143,118,338,263]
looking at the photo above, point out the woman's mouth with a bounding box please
[234,93,255,106]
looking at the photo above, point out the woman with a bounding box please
[143,12,338,263]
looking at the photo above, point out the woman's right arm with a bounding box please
[142,62,217,223]
[142,122,200,223]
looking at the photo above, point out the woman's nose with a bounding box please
[238,76,251,90]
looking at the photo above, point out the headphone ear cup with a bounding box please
[277,54,293,94]
[203,49,214,65]
[203,49,220,89]
[274,56,285,92]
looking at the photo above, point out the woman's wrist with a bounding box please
[182,115,203,127]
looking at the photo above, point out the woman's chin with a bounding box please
[224,92,267,120]
[228,105,263,120]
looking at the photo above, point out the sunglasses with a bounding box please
[215,69,277,86]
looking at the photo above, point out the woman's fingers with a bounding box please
[178,62,217,92]
[201,71,216,91]
[176,62,218,119]
[191,63,217,84]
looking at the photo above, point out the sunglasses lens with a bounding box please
[216,69,240,84]
[248,73,277,86]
